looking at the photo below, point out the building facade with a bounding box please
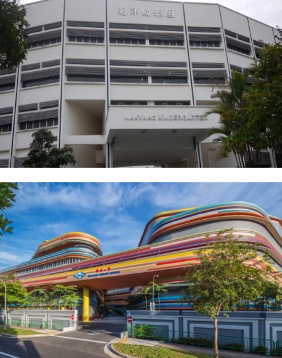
[0,0,279,168]
[1,202,282,320]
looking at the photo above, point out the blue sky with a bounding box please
[0,181,281,271]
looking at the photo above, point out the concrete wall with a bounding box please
[127,310,282,349]
[0,309,78,331]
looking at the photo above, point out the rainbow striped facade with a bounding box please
[1,202,282,314]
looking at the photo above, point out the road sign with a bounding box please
[127,315,133,323]
[70,314,74,320]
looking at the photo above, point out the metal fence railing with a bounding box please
[126,324,282,356]
[7,319,64,331]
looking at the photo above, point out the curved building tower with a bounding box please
[1,202,281,316]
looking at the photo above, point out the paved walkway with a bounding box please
[108,337,272,358]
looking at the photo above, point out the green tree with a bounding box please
[0,0,29,70]
[23,129,76,168]
[246,39,282,152]
[140,285,152,310]
[0,182,18,236]
[206,71,261,167]
[0,275,27,310]
[51,285,79,309]
[28,287,49,309]
[183,229,275,358]
[149,282,169,310]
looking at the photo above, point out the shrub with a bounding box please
[253,345,269,355]
[222,343,244,352]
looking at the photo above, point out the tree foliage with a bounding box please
[0,182,18,236]
[207,71,251,167]
[0,275,27,309]
[183,229,277,358]
[23,129,76,168]
[0,0,29,70]
[246,41,282,150]
[207,33,282,167]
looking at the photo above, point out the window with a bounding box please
[19,118,58,131]
[22,75,60,88]
[227,43,250,56]
[67,74,104,82]
[69,36,104,43]
[155,101,190,106]
[110,76,148,84]
[190,40,220,48]
[111,101,147,106]
[0,124,12,133]
[110,37,145,45]
[28,37,61,49]
[152,76,187,84]
[149,38,183,46]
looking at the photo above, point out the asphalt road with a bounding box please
[0,322,124,358]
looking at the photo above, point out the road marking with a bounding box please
[51,335,107,344]
[0,352,20,358]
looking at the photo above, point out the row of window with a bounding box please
[0,83,15,92]
[68,36,103,44]
[22,76,60,88]
[28,37,61,49]
[19,118,58,131]
[111,101,191,106]
[227,43,250,56]
[16,257,83,276]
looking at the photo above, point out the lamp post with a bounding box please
[0,278,7,330]
[152,274,159,311]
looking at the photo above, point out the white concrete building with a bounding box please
[0,0,279,168]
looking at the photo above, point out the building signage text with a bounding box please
[125,114,207,121]
[118,6,175,18]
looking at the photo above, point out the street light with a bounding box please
[0,278,7,330]
[152,274,159,311]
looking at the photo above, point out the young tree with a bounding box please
[0,275,27,310]
[51,285,79,309]
[28,287,49,309]
[183,229,276,358]
[140,285,152,310]
[0,182,18,236]
[149,281,169,310]
[23,129,76,168]
[0,0,29,70]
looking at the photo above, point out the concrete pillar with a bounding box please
[83,287,89,322]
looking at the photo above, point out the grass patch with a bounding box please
[113,343,214,358]
[0,325,42,335]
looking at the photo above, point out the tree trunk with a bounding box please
[214,317,219,358]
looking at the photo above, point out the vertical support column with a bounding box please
[83,287,89,322]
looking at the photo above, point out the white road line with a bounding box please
[51,335,107,344]
[0,352,20,358]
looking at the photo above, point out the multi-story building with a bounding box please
[1,202,282,319]
[0,0,280,168]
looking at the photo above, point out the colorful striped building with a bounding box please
[1,202,282,320]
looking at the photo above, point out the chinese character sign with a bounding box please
[117,5,175,19]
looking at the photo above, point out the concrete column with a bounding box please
[83,287,89,322]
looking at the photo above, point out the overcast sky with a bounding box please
[0,182,281,271]
[20,0,281,27]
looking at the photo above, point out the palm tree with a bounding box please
[140,286,152,310]
[149,282,169,310]
[206,70,259,167]
[155,283,169,310]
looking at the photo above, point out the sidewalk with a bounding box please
[108,337,271,358]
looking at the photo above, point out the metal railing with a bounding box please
[126,324,282,356]
[7,318,64,331]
